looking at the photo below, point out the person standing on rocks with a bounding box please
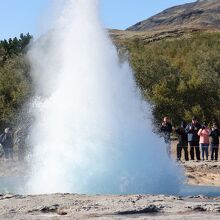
[185,116,201,161]
[14,127,26,161]
[210,122,220,161]
[175,120,189,161]
[0,128,14,159]
[160,116,173,156]
[198,122,211,161]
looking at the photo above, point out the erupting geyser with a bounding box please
[27,0,183,194]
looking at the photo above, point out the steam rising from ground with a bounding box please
[27,0,183,194]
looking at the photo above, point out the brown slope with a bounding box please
[127,0,220,31]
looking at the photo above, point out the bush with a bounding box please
[122,32,220,125]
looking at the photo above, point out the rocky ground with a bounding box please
[170,141,220,186]
[0,143,220,219]
[183,161,220,186]
[0,193,220,219]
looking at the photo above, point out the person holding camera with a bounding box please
[198,122,211,161]
[160,116,173,157]
[175,120,189,161]
[210,122,220,161]
[185,116,201,160]
[0,127,14,159]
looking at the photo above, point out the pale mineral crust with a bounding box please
[0,193,220,219]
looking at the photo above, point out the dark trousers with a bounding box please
[18,147,25,161]
[3,147,13,159]
[177,144,189,161]
[189,143,200,160]
[211,145,219,161]
[3,146,9,158]
[164,137,171,157]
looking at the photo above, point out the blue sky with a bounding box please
[0,0,195,40]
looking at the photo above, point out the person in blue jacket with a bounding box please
[185,116,201,161]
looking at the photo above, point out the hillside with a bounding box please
[127,0,220,32]
[109,1,220,125]
[1,0,220,129]
[109,28,220,125]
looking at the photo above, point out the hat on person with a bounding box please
[4,128,9,133]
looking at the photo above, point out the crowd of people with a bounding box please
[160,116,220,161]
[0,116,219,163]
[0,127,26,161]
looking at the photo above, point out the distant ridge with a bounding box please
[127,0,220,31]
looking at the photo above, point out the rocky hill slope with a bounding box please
[127,0,220,31]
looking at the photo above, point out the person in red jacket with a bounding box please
[198,122,211,161]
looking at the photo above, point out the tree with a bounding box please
[0,33,33,60]
[121,32,220,126]
[0,56,32,130]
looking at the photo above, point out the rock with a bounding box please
[117,204,160,215]
[57,208,68,215]
[213,207,220,212]
[188,195,207,199]
[192,205,207,211]
[2,194,15,199]
[40,204,59,213]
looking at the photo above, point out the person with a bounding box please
[0,128,14,159]
[160,116,173,156]
[175,120,189,161]
[210,122,220,161]
[0,142,4,158]
[198,122,211,161]
[14,128,26,161]
[185,116,201,161]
